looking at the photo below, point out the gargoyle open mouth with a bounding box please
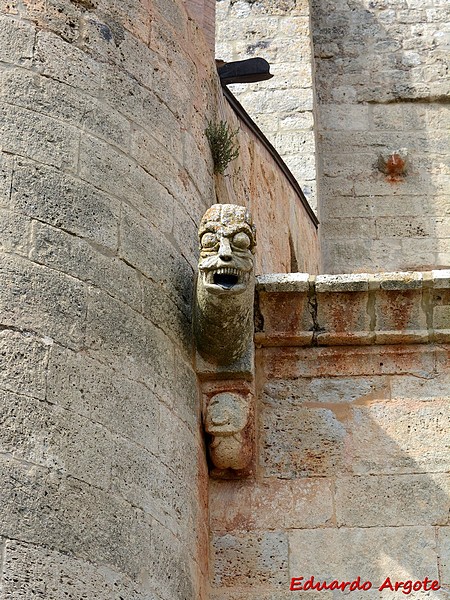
[205,267,249,290]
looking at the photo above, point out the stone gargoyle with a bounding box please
[194,203,256,365]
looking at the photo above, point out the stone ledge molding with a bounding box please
[256,270,450,347]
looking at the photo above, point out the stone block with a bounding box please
[142,276,192,352]
[34,30,102,94]
[432,288,450,340]
[111,435,169,514]
[0,68,131,149]
[172,348,200,431]
[373,288,428,344]
[11,159,119,249]
[399,238,438,271]
[78,134,174,234]
[33,0,86,42]
[183,130,213,199]
[260,404,348,477]
[289,527,439,590]
[316,289,371,345]
[0,153,13,207]
[391,372,450,402]
[158,403,200,482]
[243,88,313,115]
[0,330,49,400]
[256,273,310,293]
[0,208,31,255]
[336,474,450,527]
[100,62,148,121]
[0,252,86,350]
[0,14,34,65]
[0,104,79,171]
[319,104,370,131]
[279,110,314,132]
[257,290,313,345]
[319,175,355,197]
[350,400,450,474]
[372,103,405,130]
[370,271,424,291]
[321,239,372,274]
[273,131,315,156]
[0,388,113,489]
[30,221,142,312]
[130,125,203,212]
[111,441,198,543]
[212,531,289,588]
[210,478,333,532]
[120,204,193,314]
[432,270,450,288]
[320,217,376,240]
[1,541,147,600]
[141,89,183,157]
[283,154,316,181]
[0,454,153,578]
[172,202,200,270]
[261,376,389,407]
[151,54,192,121]
[150,20,196,88]
[47,345,160,451]
[375,216,436,238]
[437,527,450,586]
[319,151,374,179]
[147,518,197,600]
[262,345,436,380]
[316,273,370,292]
[85,288,174,401]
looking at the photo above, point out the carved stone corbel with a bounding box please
[204,392,252,472]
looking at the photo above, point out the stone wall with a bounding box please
[0,1,216,598]
[185,0,216,52]
[313,0,450,273]
[209,271,450,599]
[216,93,320,275]
[216,0,450,274]
[216,0,318,212]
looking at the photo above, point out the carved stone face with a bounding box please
[198,204,256,296]
[204,392,250,436]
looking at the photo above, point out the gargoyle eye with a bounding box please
[232,232,251,249]
[201,232,218,249]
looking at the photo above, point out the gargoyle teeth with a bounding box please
[214,267,241,275]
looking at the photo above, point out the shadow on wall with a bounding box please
[312,0,449,273]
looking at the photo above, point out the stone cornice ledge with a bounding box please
[255,270,450,347]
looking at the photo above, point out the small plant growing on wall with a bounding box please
[205,120,240,174]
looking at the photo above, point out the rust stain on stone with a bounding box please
[378,152,408,183]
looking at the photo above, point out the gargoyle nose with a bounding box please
[218,237,232,261]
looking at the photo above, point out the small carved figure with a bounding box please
[194,204,256,365]
[204,392,251,471]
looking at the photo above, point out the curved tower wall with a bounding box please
[0,1,215,598]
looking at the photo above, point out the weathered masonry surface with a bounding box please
[216,0,450,273]
[0,1,318,598]
[0,1,220,598]
[210,271,450,599]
